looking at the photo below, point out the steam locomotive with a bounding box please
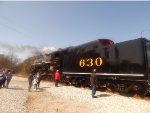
[32,38,150,95]
[48,38,150,95]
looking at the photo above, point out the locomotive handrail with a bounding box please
[63,72,144,76]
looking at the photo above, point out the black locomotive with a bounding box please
[49,38,150,95]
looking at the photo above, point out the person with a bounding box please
[5,70,13,89]
[1,68,10,88]
[1,68,6,88]
[28,73,34,92]
[54,70,60,87]
[0,74,6,88]
[35,71,41,89]
[90,69,97,98]
[33,75,38,90]
[28,68,35,92]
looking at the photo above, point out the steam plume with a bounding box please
[0,42,57,60]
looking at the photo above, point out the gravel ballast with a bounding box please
[43,82,150,113]
[0,77,27,113]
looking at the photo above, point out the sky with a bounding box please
[0,1,150,60]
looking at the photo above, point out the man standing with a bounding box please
[54,70,60,87]
[28,73,34,92]
[90,69,97,98]
[0,74,6,88]
[5,70,13,89]
[1,68,7,88]
[28,68,35,92]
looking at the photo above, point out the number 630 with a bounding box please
[79,57,103,67]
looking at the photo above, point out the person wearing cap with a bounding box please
[90,69,97,98]
[54,70,60,87]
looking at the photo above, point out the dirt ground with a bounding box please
[25,91,95,113]
[22,78,96,113]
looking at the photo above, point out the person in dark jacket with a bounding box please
[54,70,60,87]
[28,73,34,92]
[28,68,35,92]
[90,69,97,98]
[1,69,7,88]
[5,70,13,89]
[0,75,6,88]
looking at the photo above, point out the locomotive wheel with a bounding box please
[106,82,115,93]
[136,86,147,97]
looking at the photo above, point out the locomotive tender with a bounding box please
[50,38,150,95]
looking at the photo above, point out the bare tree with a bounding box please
[0,49,19,72]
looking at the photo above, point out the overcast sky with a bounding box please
[0,1,150,60]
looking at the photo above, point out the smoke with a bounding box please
[0,42,57,61]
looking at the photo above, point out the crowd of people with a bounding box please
[28,68,97,99]
[0,68,13,89]
[0,67,97,99]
